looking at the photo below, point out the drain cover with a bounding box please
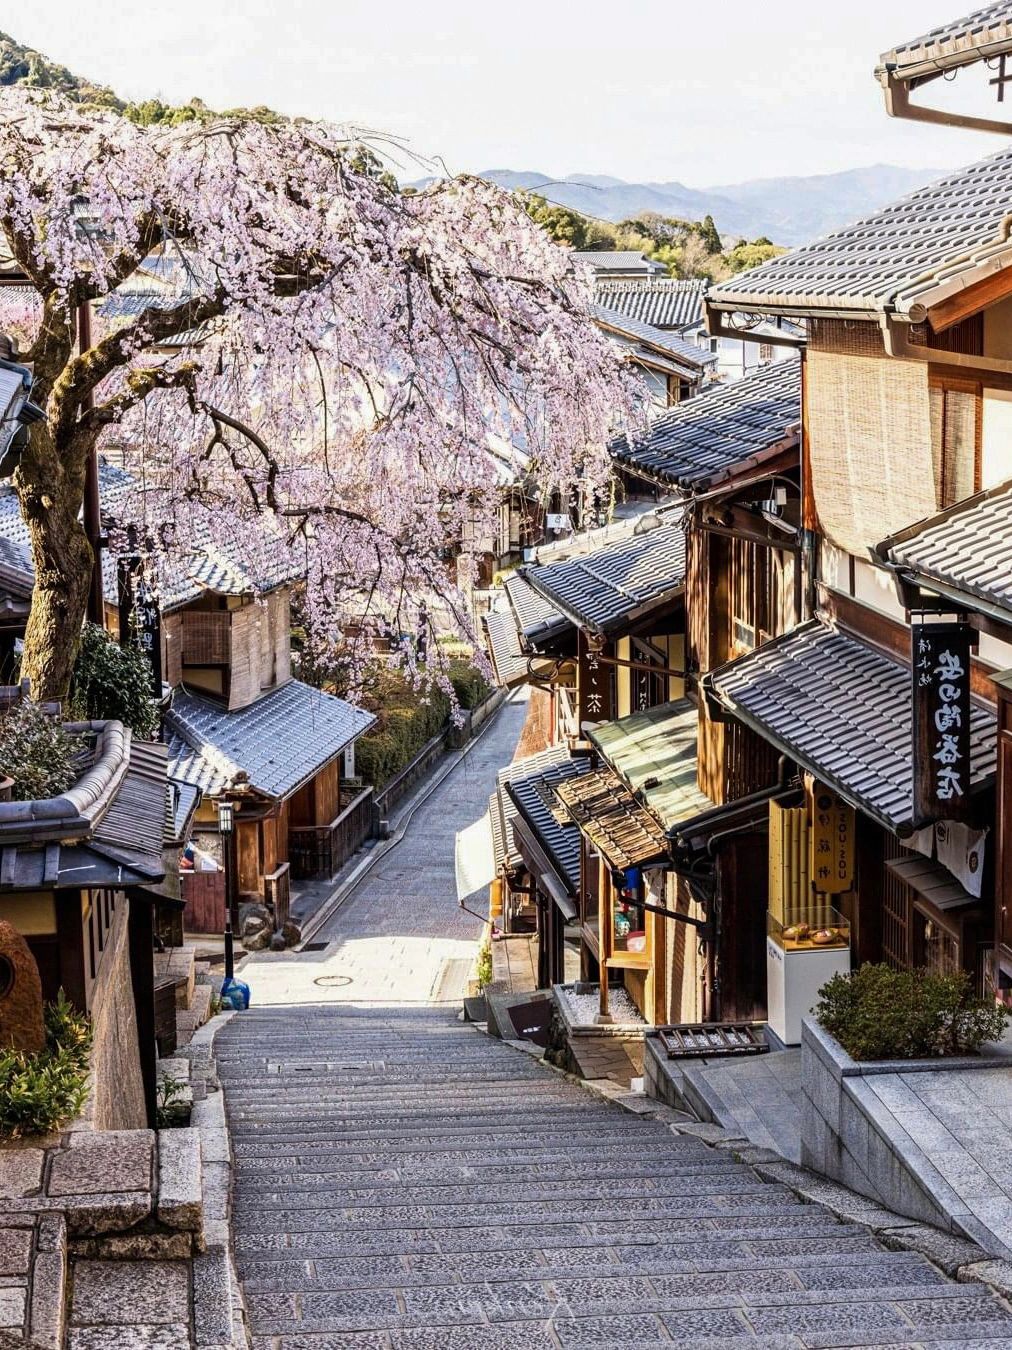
[303,942,329,952]
[313,974,353,988]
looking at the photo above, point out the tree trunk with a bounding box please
[15,421,93,703]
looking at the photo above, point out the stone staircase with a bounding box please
[218,1005,1012,1348]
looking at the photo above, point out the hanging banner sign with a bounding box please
[912,622,973,823]
[117,554,163,696]
[806,778,855,894]
[577,630,613,733]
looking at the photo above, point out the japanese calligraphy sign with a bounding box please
[806,778,855,895]
[117,554,163,696]
[912,622,973,823]
[577,630,614,733]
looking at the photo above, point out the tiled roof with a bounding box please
[574,251,666,275]
[879,477,1012,622]
[557,766,670,871]
[877,4,1012,83]
[493,744,575,874]
[611,358,801,491]
[705,620,996,833]
[707,147,1012,319]
[594,278,706,331]
[589,698,711,832]
[0,460,305,612]
[590,304,717,373]
[504,572,572,647]
[165,680,376,801]
[482,607,530,689]
[523,520,686,635]
[0,360,33,462]
[505,752,591,895]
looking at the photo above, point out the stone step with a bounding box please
[154,947,196,1010]
[176,982,214,1048]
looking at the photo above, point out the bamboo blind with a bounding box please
[180,611,230,665]
[807,350,936,556]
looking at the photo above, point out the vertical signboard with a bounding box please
[806,778,855,895]
[912,622,973,823]
[577,630,613,733]
[117,554,163,696]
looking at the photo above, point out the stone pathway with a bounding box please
[236,692,528,1008]
[218,1007,1012,1347]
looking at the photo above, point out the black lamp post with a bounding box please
[218,799,236,981]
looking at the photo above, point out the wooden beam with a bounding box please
[928,266,1012,334]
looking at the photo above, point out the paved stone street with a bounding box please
[238,693,529,1007]
[217,700,1012,1348]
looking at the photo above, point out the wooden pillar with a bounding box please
[596,855,612,1024]
[127,891,157,1129]
[993,673,1012,998]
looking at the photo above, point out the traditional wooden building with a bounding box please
[700,101,1012,1019]
[0,714,176,1127]
[590,303,717,409]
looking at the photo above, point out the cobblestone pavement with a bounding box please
[217,695,1012,1348]
[238,692,529,1007]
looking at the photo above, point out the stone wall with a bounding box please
[87,903,146,1132]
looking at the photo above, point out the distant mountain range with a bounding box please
[412,165,949,248]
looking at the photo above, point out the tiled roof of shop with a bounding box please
[879,477,1012,622]
[707,146,1012,318]
[589,698,711,831]
[505,752,591,895]
[556,767,670,871]
[165,681,376,801]
[590,304,717,372]
[523,520,686,635]
[492,745,575,874]
[611,358,800,490]
[482,607,529,688]
[877,4,1012,83]
[595,278,707,330]
[503,572,572,646]
[705,620,996,833]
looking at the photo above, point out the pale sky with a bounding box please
[14,1,1008,185]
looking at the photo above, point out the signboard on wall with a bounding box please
[117,555,163,695]
[912,621,973,823]
[577,630,613,733]
[806,778,855,894]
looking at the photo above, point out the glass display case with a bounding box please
[767,906,850,953]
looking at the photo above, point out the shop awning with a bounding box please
[482,607,530,689]
[455,812,496,902]
[588,698,712,831]
[556,767,670,872]
[505,754,591,896]
[885,854,981,913]
[705,619,996,835]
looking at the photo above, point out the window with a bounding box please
[758,343,774,363]
[609,870,650,962]
[929,376,980,508]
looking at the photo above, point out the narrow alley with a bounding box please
[216,703,1012,1349]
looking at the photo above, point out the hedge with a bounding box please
[354,661,490,788]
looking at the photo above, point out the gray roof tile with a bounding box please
[878,4,1012,82]
[611,358,801,491]
[523,519,687,634]
[504,750,591,894]
[705,620,996,833]
[493,744,576,874]
[165,680,376,801]
[880,476,1012,621]
[594,278,706,331]
[574,251,666,275]
[708,145,1012,318]
[504,572,572,647]
[482,607,529,689]
[590,303,716,373]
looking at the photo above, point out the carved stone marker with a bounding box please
[0,919,45,1054]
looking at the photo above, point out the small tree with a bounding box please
[70,623,159,739]
[0,701,83,800]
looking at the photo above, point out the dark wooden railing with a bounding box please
[290,787,375,880]
[264,861,291,929]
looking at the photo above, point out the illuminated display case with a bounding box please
[767,906,851,1046]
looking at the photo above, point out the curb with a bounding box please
[295,688,520,948]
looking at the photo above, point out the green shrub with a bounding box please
[476,942,493,990]
[0,992,92,1139]
[815,964,1008,1061]
[0,702,85,800]
[70,623,160,740]
[448,661,489,711]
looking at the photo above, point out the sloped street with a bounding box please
[216,706,1012,1349]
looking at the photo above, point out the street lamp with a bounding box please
[217,798,249,1010]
